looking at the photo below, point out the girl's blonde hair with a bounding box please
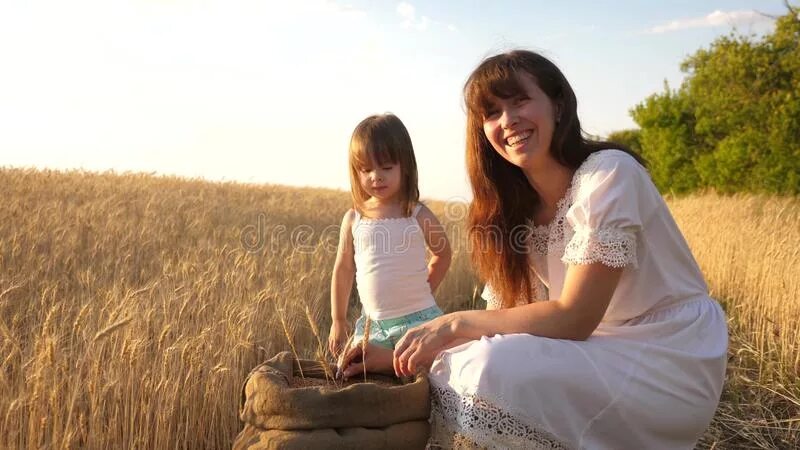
[348,113,419,216]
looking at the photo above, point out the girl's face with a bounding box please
[357,157,402,203]
[481,73,558,171]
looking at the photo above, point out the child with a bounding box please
[327,113,452,365]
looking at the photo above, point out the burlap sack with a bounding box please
[233,421,431,450]
[233,351,431,450]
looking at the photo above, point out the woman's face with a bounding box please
[481,73,558,171]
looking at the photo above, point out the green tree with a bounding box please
[630,82,703,193]
[623,3,800,195]
[606,129,642,155]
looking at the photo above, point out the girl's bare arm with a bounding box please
[416,205,452,293]
[330,210,357,322]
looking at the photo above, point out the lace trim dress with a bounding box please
[428,150,728,449]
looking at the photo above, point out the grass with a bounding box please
[0,167,797,449]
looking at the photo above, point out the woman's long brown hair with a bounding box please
[465,50,644,308]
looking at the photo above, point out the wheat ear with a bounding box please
[361,314,371,383]
[277,309,304,379]
[303,305,333,383]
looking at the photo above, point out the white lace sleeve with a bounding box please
[481,283,501,310]
[562,225,638,268]
[481,276,548,309]
[563,150,653,270]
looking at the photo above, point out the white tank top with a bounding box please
[351,204,436,319]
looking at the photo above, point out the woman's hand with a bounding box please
[327,320,349,357]
[338,342,395,379]
[393,313,458,377]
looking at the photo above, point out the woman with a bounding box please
[339,50,728,449]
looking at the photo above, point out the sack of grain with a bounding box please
[233,351,430,450]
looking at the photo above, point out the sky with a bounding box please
[0,0,785,200]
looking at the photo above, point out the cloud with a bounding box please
[396,2,426,30]
[397,1,415,20]
[646,10,773,34]
[396,2,455,32]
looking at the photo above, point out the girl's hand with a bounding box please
[393,314,457,377]
[327,320,349,357]
[339,342,395,379]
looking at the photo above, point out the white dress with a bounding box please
[428,150,728,450]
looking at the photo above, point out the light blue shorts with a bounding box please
[352,305,444,349]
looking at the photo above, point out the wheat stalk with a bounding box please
[334,333,355,384]
[93,316,133,342]
[361,314,371,383]
[277,308,304,379]
[0,283,22,303]
[303,305,333,384]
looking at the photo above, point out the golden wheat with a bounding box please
[668,193,800,447]
[0,168,797,449]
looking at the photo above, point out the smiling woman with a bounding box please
[323,49,731,450]
[384,50,729,449]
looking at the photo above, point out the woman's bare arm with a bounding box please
[451,263,623,341]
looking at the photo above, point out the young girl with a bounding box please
[327,113,452,367]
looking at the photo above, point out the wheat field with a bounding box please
[0,167,797,449]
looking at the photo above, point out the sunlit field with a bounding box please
[668,193,800,448]
[1,168,797,449]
